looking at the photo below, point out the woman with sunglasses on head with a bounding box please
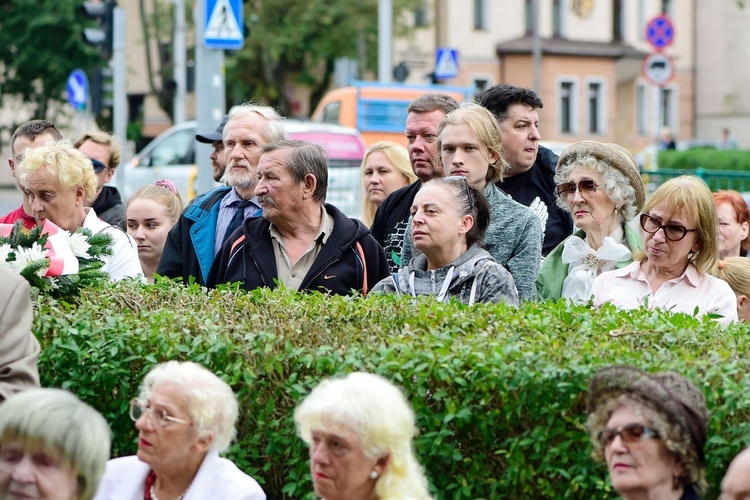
[592,175,737,324]
[400,103,542,300]
[536,141,645,302]
[372,177,519,305]
[586,365,709,499]
[95,361,266,500]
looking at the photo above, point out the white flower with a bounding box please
[14,243,49,277]
[67,232,91,259]
[0,243,13,264]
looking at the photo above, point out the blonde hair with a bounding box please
[140,361,239,452]
[0,388,112,500]
[438,102,509,184]
[360,142,416,226]
[635,175,719,275]
[127,182,184,223]
[74,130,121,169]
[294,372,432,499]
[17,141,99,201]
[711,257,750,298]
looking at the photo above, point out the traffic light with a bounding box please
[90,66,113,115]
[80,1,115,57]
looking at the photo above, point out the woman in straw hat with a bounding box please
[536,141,645,302]
[591,175,737,325]
[586,365,709,499]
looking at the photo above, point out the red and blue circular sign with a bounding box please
[646,15,674,50]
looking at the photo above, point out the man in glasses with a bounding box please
[74,131,126,229]
[1,120,63,229]
[478,85,573,256]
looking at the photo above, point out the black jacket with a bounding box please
[92,186,126,230]
[370,181,422,272]
[207,203,388,295]
[157,186,232,285]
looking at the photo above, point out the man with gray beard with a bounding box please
[157,104,286,285]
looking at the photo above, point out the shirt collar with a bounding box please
[221,188,261,211]
[269,205,332,244]
[621,260,700,288]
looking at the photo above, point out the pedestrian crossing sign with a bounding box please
[434,48,459,79]
[204,0,244,50]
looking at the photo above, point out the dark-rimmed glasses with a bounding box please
[640,213,697,242]
[597,423,660,447]
[556,179,600,199]
[445,175,474,211]
[129,398,193,428]
[89,158,107,174]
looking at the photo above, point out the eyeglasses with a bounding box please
[445,175,474,211]
[556,179,600,199]
[597,423,660,447]
[640,213,697,242]
[89,158,107,174]
[129,398,193,428]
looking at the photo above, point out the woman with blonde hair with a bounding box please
[360,142,416,226]
[711,257,750,321]
[294,372,432,500]
[126,180,183,283]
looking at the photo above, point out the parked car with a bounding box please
[119,119,366,218]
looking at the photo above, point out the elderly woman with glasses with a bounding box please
[95,361,266,500]
[591,175,737,324]
[372,177,519,305]
[536,141,645,302]
[0,388,111,500]
[586,365,709,499]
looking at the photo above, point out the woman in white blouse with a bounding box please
[536,141,645,302]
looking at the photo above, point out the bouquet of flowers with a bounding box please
[0,219,113,298]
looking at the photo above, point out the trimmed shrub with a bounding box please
[658,150,750,172]
[35,281,750,499]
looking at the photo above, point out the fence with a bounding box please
[641,168,750,195]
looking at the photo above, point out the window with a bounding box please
[613,0,624,41]
[414,1,428,28]
[474,0,487,30]
[473,77,492,98]
[635,83,648,135]
[661,0,673,16]
[586,80,606,135]
[659,87,675,130]
[553,0,562,37]
[558,79,578,135]
[320,101,341,124]
[638,0,647,40]
[525,0,533,35]
[148,129,194,166]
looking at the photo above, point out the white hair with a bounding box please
[226,103,287,144]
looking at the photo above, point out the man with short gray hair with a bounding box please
[158,104,286,285]
[208,140,387,294]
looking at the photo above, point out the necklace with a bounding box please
[144,470,190,500]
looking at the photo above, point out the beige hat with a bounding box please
[557,141,645,213]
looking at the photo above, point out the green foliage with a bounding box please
[658,149,750,172]
[35,282,750,499]
[0,0,102,121]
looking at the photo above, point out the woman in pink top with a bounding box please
[592,175,737,325]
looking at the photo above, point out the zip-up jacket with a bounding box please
[207,203,388,295]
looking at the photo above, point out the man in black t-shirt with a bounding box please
[370,93,459,272]
[478,85,573,256]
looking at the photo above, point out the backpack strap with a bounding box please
[356,241,368,295]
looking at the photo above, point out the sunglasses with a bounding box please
[597,423,660,447]
[444,175,474,211]
[89,158,107,173]
[556,179,600,199]
[640,213,697,242]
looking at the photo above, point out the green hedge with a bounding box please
[658,149,750,171]
[34,281,750,499]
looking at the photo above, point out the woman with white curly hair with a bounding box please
[95,361,266,500]
[294,372,432,500]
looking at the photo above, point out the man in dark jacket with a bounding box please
[157,105,286,285]
[209,140,387,295]
[75,131,126,229]
[478,85,573,256]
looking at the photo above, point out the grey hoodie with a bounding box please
[372,245,519,305]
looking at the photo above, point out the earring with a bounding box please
[369,470,378,480]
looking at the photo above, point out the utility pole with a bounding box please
[113,6,127,185]
[173,0,187,124]
[378,0,392,83]
[532,0,542,93]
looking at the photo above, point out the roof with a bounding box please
[496,36,647,59]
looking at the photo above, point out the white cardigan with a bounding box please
[94,451,266,500]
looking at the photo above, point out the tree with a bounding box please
[0,0,102,123]
[225,0,421,116]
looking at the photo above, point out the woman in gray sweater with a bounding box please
[401,103,542,300]
[372,177,518,305]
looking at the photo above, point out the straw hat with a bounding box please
[557,141,645,213]
[587,365,709,465]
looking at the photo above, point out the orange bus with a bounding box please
[311,81,475,147]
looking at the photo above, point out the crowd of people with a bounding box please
[1,83,750,497]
